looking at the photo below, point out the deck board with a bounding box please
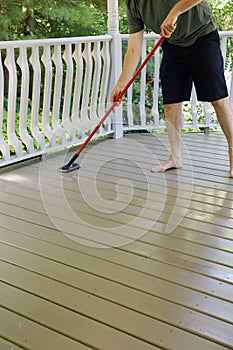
[0,336,25,350]
[0,307,93,350]
[0,261,232,350]
[0,132,233,349]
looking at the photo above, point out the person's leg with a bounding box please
[189,30,232,177]
[151,102,183,172]
[211,97,233,178]
[152,41,192,173]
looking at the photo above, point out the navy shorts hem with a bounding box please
[163,93,229,105]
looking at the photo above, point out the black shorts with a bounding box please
[160,30,229,104]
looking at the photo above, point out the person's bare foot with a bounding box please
[150,156,182,173]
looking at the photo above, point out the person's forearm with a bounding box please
[161,0,203,37]
[110,30,143,102]
[117,31,143,87]
[170,0,203,17]
[117,48,141,86]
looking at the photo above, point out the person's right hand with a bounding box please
[110,83,124,104]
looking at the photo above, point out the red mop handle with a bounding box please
[75,36,165,157]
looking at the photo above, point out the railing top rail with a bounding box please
[0,34,113,49]
[219,30,233,36]
[121,30,233,39]
[121,33,160,39]
[0,30,231,49]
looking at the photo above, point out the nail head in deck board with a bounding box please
[0,337,25,350]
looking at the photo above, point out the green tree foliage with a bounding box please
[90,0,128,33]
[0,0,107,41]
[1,1,232,41]
[210,0,233,30]
[0,2,25,40]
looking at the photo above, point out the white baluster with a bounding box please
[29,46,45,150]
[4,47,23,156]
[41,45,56,147]
[139,38,147,127]
[99,40,111,132]
[0,50,10,160]
[81,42,94,130]
[62,44,75,141]
[152,38,160,127]
[220,35,227,68]
[91,41,102,127]
[72,43,85,136]
[203,101,211,128]
[17,47,34,153]
[126,85,134,129]
[52,45,66,144]
[123,39,134,129]
[190,87,198,128]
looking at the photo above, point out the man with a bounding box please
[110,0,233,177]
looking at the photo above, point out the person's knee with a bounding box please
[211,97,229,109]
[164,103,182,117]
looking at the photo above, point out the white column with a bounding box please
[107,0,123,139]
[108,0,119,34]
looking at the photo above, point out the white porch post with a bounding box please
[107,0,123,139]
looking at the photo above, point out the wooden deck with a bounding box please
[0,132,233,350]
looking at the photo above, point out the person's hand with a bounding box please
[160,13,177,38]
[110,83,124,104]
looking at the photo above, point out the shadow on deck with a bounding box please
[0,132,233,350]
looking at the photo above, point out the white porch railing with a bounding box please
[0,35,113,167]
[0,29,232,167]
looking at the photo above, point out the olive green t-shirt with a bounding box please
[126,0,216,47]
